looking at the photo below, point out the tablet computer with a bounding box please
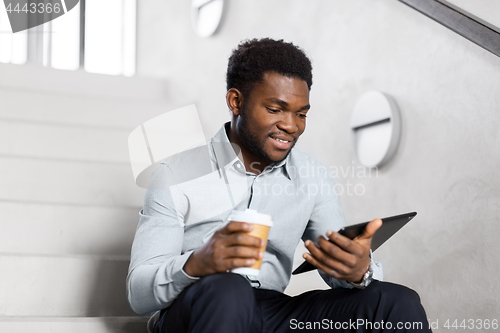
[292,212,417,275]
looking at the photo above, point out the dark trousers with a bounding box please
[155,272,432,333]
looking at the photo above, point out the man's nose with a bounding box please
[277,112,298,134]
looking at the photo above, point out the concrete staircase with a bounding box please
[0,64,174,332]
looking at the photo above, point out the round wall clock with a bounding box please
[191,0,224,38]
[350,91,401,168]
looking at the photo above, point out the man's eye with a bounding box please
[298,114,307,118]
[266,108,280,113]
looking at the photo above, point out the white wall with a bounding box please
[137,0,500,328]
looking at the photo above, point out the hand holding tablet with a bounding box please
[292,212,417,275]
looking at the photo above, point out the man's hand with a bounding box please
[183,221,264,277]
[303,218,382,282]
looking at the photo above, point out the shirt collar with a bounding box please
[210,122,240,167]
[211,122,292,180]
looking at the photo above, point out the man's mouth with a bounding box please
[274,138,289,143]
[270,136,294,149]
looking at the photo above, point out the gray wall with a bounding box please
[1,1,498,331]
[137,0,500,327]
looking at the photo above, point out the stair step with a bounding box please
[0,120,130,164]
[0,316,149,333]
[0,255,135,317]
[0,201,138,256]
[0,156,144,207]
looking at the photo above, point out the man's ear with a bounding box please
[226,88,244,116]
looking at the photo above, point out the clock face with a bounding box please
[191,0,224,38]
[350,91,401,168]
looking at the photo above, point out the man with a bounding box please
[127,38,431,332]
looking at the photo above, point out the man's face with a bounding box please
[235,72,310,171]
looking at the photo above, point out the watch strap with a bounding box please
[348,262,373,289]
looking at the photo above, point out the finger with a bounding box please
[225,245,263,260]
[323,232,365,257]
[317,236,359,267]
[306,239,359,278]
[224,232,264,248]
[326,219,382,254]
[219,221,253,235]
[304,240,345,272]
[303,243,362,280]
[357,218,382,240]
[219,258,257,272]
[302,252,340,279]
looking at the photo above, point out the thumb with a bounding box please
[357,218,382,240]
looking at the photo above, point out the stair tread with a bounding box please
[0,316,149,322]
[0,316,150,333]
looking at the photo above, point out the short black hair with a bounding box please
[226,38,313,99]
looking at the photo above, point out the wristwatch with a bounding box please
[348,263,373,289]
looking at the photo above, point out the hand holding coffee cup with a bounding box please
[229,209,273,276]
[182,209,272,277]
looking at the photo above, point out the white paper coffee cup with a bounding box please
[229,209,273,276]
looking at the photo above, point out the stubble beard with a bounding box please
[237,104,296,169]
